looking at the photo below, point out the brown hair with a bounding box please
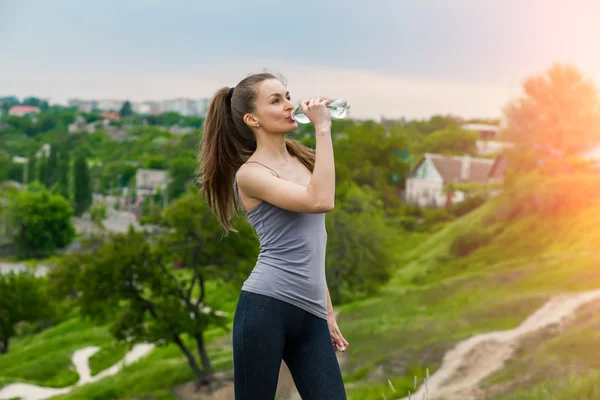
[198,72,315,233]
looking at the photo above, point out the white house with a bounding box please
[404,153,497,208]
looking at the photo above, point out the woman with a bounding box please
[199,72,349,399]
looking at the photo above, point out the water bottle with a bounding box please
[292,99,350,124]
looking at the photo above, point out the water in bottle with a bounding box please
[292,99,350,124]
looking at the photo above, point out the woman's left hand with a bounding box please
[327,314,350,352]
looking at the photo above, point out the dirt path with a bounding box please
[397,289,600,400]
[0,343,154,400]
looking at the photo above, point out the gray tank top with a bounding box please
[233,161,328,320]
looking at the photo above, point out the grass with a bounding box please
[0,317,118,388]
[5,197,600,399]
[0,278,239,399]
[338,200,600,399]
[491,370,600,400]
[50,342,234,400]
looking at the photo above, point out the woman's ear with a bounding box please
[243,113,258,128]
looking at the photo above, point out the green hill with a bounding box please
[339,199,600,399]
[2,198,600,399]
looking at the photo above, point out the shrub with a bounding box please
[450,227,493,257]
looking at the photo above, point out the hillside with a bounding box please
[2,197,600,400]
[338,198,600,399]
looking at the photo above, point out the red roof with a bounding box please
[9,105,40,114]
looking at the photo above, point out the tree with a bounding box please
[26,153,37,184]
[416,127,479,156]
[72,153,93,216]
[9,183,76,258]
[0,271,52,354]
[119,100,133,118]
[22,96,49,110]
[49,187,258,389]
[404,114,461,135]
[0,151,11,181]
[168,156,197,202]
[56,149,71,200]
[503,63,600,164]
[46,144,58,188]
[325,181,396,304]
[334,121,410,210]
[37,154,48,188]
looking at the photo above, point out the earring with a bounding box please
[256,124,260,128]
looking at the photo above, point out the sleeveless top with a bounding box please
[233,161,329,320]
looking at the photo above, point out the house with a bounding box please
[135,169,169,204]
[101,111,121,121]
[68,116,98,134]
[404,153,498,208]
[461,123,500,140]
[461,123,514,156]
[8,105,40,117]
[475,140,514,156]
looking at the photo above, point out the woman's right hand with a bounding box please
[299,97,332,131]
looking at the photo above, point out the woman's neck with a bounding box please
[253,132,293,164]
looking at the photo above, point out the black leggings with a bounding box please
[232,290,347,399]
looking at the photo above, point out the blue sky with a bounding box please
[2,0,600,119]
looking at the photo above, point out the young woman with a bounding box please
[199,72,349,399]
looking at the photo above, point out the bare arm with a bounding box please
[237,98,335,214]
[326,284,335,319]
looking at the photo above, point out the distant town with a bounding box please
[0,96,211,118]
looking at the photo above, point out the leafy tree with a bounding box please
[503,63,600,167]
[119,100,133,118]
[72,153,93,216]
[37,153,48,187]
[325,181,396,304]
[168,156,197,201]
[9,183,76,258]
[0,271,53,354]
[26,153,37,183]
[404,114,461,135]
[144,155,167,170]
[334,121,410,210]
[0,151,11,181]
[46,144,58,187]
[416,127,479,156]
[49,188,258,388]
[56,149,71,200]
[22,96,49,110]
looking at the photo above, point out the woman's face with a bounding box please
[248,79,298,133]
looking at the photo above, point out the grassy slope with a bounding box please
[340,200,600,399]
[4,199,600,399]
[0,280,239,400]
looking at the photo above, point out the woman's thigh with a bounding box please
[232,291,290,399]
[283,311,347,400]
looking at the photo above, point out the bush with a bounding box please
[450,194,487,217]
[398,216,418,232]
[450,227,493,257]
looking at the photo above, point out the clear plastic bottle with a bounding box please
[292,99,350,124]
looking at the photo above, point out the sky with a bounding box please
[2,0,600,120]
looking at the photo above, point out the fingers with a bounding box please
[299,99,310,113]
[334,327,349,351]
